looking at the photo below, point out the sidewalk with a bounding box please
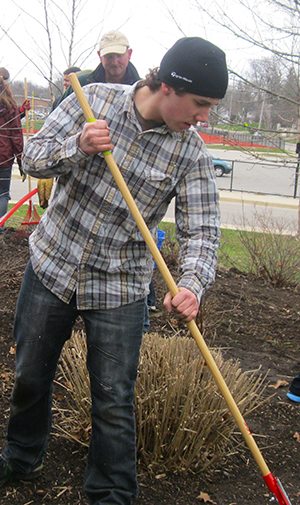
[10,168,299,235]
[11,168,39,205]
[12,167,299,208]
[219,189,299,210]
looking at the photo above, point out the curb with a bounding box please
[219,191,299,210]
[11,175,299,211]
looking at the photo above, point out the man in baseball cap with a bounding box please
[56,29,139,102]
[99,30,129,57]
[38,30,140,209]
[97,30,136,83]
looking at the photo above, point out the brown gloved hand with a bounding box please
[18,165,26,182]
[37,179,54,209]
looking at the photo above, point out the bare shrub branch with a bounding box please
[231,209,300,287]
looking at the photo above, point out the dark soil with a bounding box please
[0,227,300,505]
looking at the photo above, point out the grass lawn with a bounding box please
[6,209,299,285]
[158,222,250,270]
[5,210,243,268]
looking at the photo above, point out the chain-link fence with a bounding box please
[198,126,286,151]
[216,158,300,199]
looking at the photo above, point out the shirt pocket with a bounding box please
[143,166,177,194]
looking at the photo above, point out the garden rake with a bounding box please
[17,79,40,235]
[68,72,292,505]
[0,188,38,230]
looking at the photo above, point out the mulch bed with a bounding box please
[0,227,300,505]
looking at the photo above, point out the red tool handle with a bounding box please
[0,188,38,228]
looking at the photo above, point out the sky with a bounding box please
[1,0,272,90]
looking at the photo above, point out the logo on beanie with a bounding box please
[171,71,192,84]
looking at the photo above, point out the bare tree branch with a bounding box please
[229,69,300,106]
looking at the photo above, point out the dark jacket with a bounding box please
[53,61,140,109]
[0,104,23,169]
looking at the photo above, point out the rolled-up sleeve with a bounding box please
[22,95,89,178]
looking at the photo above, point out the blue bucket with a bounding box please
[154,229,165,267]
[157,229,166,251]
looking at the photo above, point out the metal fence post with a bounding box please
[229,161,234,192]
[294,142,300,199]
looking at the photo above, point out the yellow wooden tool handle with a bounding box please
[24,78,32,193]
[68,72,271,478]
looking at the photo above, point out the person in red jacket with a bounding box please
[0,68,25,233]
[0,68,31,119]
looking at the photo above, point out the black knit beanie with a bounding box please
[158,37,228,99]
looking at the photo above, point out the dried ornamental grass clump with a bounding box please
[54,330,91,445]
[135,332,266,473]
[54,330,266,473]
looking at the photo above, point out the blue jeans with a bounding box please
[0,166,12,232]
[147,277,156,308]
[143,278,156,333]
[2,260,144,505]
[143,302,150,333]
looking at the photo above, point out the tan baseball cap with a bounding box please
[99,30,129,57]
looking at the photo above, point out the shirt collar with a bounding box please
[111,82,185,140]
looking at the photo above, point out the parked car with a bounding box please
[209,153,233,177]
[35,112,47,120]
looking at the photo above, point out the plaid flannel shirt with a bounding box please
[22,82,220,309]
